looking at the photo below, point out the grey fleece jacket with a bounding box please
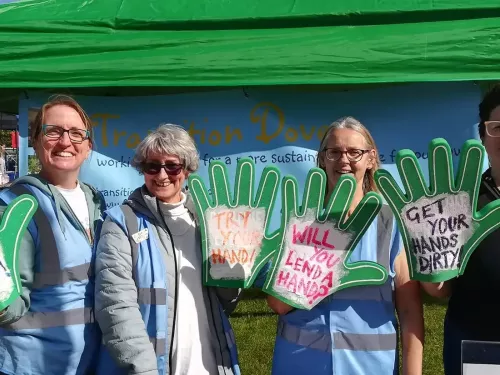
[95,186,241,375]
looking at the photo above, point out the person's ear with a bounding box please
[367,149,377,169]
[318,153,326,168]
[85,139,92,159]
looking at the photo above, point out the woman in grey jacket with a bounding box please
[95,124,241,375]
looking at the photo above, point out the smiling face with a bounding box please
[34,104,91,182]
[320,128,376,194]
[143,152,189,203]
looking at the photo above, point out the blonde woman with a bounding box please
[0,96,104,375]
[267,117,424,375]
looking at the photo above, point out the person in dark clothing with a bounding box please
[422,84,500,375]
[6,157,16,173]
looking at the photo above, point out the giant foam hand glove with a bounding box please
[375,138,500,282]
[188,158,280,288]
[262,168,387,310]
[0,195,38,310]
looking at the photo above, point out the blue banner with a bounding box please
[19,82,482,231]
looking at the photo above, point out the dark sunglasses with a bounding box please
[142,162,184,176]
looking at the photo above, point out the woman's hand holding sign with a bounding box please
[188,158,280,288]
[0,195,37,310]
[262,168,387,310]
[375,138,500,282]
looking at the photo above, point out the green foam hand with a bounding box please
[262,168,387,310]
[0,194,38,310]
[188,158,280,288]
[375,138,500,282]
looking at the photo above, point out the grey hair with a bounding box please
[131,123,200,172]
[317,116,380,193]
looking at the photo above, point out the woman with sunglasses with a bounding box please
[94,124,240,375]
[267,116,424,375]
[0,95,105,375]
[422,84,500,375]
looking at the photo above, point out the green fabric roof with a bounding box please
[1,0,500,91]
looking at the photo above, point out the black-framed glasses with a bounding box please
[42,124,90,144]
[322,148,370,162]
[142,162,184,176]
[484,121,500,138]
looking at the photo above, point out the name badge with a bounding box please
[132,228,149,244]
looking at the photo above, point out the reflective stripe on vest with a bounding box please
[6,307,94,330]
[33,262,91,289]
[117,203,239,374]
[323,206,395,304]
[4,185,93,329]
[277,321,397,352]
[278,206,398,352]
[137,288,167,305]
[225,329,236,349]
[150,337,167,356]
[10,185,92,289]
[120,204,139,283]
[119,204,168,360]
[9,185,61,274]
[375,205,394,272]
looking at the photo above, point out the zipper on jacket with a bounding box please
[156,200,179,375]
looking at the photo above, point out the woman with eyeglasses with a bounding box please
[0,95,105,375]
[94,124,240,375]
[266,116,424,375]
[422,85,500,375]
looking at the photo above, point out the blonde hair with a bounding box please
[317,116,380,194]
[31,95,94,146]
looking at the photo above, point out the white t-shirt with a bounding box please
[56,182,90,232]
[159,194,218,375]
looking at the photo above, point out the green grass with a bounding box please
[230,290,447,375]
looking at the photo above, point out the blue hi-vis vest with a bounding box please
[97,204,240,375]
[0,184,101,375]
[272,206,401,375]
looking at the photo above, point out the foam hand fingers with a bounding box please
[209,161,232,207]
[338,186,382,234]
[300,169,326,215]
[374,169,406,213]
[0,195,38,310]
[188,174,213,213]
[337,191,387,287]
[460,199,500,275]
[232,159,255,207]
[264,169,385,310]
[455,140,484,194]
[428,139,454,195]
[376,139,489,282]
[190,158,281,288]
[243,165,282,287]
[254,165,280,219]
[397,150,429,200]
[325,174,356,224]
